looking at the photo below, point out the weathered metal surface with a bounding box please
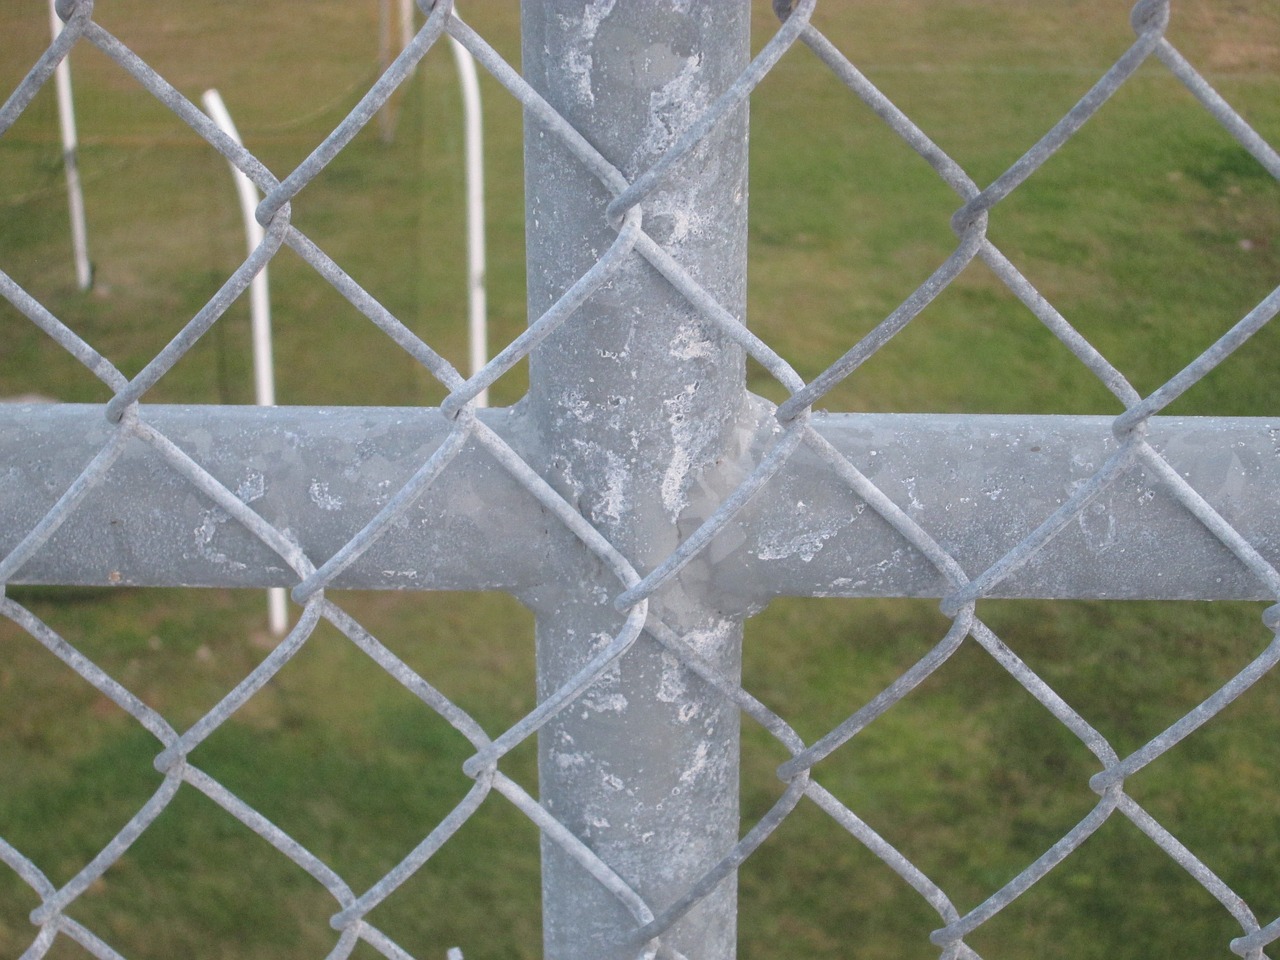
[1,403,550,591]
[521,1,750,956]
[719,410,1280,605]
[5,406,1277,604]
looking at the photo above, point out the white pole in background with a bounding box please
[48,0,92,291]
[200,89,288,638]
[449,30,488,407]
[378,0,418,140]
[382,1,488,404]
[399,0,415,61]
[377,0,395,141]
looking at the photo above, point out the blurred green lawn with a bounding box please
[1,2,1278,957]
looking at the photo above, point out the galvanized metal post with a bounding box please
[521,2,750,956]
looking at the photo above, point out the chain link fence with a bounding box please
[2,0,1278,957]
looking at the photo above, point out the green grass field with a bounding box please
[2,2,1278,957]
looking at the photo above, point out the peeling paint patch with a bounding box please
[235,473,265,504]
[661,383,708,520]
[657,649,687,704]
[194,510,247,572]
[552,750,586,771]
[758,503,860,562]
[581,655,627,714]
[661,446,693,520]
[670,323,714,361]
[682,618,736,659]
[1077,500,1118,552]
[560,0,617,107]
[813,576,865,597]
[677,741,709,788]
[637,50,705,162]
[597,449,630,524]
[379,570,421,582]
[309,480,343,511]
[561,388,595,425]
[587,631,615,656]
[903,475,924,511]
[584,691,629,714]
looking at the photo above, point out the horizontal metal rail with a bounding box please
[4,404,1276,602]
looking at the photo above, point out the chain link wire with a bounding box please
[2,0,1278,956]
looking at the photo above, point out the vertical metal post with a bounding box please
[521,3,750,957]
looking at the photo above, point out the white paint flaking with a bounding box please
[309,480,343,511]
[657,649,686,704]
[583,691,628,714]
[378,570,421,582]
[587,631,614,655]
[640,162,715,251]
[678,741,709,788]
[661,383,707,520]
[235,473,265,504]
[194,510,247,572]
[1077,499,1118,552]
[682,618,736,658]
[560,0,617,107]
[561,388,595,424]
[552,750,586,771]
[670,323,714,361]
[903,475,924,510]
[597,449,630,524]
[757,504,860,562]
[636,50,704,163]
[582,655,626,714]
[813,576,865,597]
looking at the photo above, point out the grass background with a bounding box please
[1,1,1279,957]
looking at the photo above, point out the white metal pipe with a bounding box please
[200,91,275,410]
[376,0,418,141]
[377,0,395,141]
[388,2,488,402]
[449,32,488,407]
[200,89,287,638]
[399,0,415,63]
[48,0,91,292]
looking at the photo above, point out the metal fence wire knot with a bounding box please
[1,0,1278,958]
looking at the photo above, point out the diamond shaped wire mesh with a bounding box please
[1,0,1278,957]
